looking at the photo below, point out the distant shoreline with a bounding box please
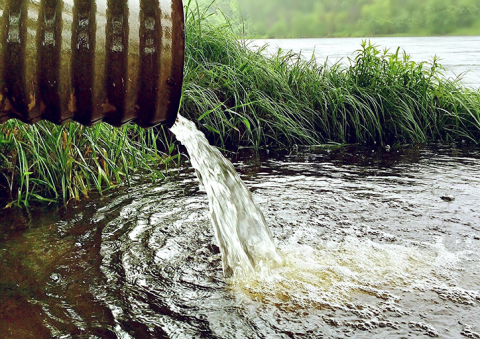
[244,34,480,40]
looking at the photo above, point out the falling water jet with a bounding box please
[170,115,283,277]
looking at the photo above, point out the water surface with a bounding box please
[0,145,479,338]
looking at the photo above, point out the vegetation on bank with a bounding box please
[182,3,480,149]
[197,0,480,38]
[1,1,480,206]
[0,122,178,206]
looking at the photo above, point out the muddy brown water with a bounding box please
[1,144,479,338]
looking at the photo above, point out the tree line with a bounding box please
[195,0,480,38]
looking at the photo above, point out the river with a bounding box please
[250,36,480,88]
[1,144,479,338]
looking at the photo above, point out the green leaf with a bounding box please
[198,102,224,121]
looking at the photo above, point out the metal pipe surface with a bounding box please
[0,0,184,128]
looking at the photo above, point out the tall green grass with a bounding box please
[181,1,480,148]
[0,121,178,207]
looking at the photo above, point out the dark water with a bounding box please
[1,145,480,338]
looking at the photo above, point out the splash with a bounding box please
[170,115,283,277]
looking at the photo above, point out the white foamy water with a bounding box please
[170,115,283,277]
[231,231,478,334]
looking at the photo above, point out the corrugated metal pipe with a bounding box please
[0,0,184,128]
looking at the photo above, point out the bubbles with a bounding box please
[225,234,478,338]
[231,231,475,306]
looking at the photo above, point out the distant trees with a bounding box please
[194,0,480,38]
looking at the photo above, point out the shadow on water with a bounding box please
[0,201,118,337]
[0,144,479,338]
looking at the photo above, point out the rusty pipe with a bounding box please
[0,0,184,128]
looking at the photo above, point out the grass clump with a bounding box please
[181,2,480,148]
[0,121,176,207]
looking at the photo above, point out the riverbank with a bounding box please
[1,5,479,206]
[248,36,480,89]
[181,6,480,149]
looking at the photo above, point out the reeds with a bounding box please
[181,1,480,148]
[0,120,177,206]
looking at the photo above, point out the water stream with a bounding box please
[170,115,283,278]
